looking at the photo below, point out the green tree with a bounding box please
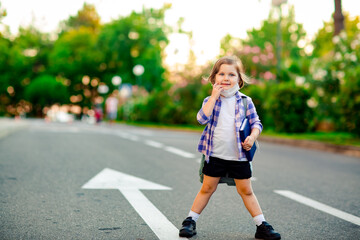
[97,4,171,92]
[49,28,102,79]
[0,35,11,114]
[48,27,103,107]
[312,13,359,58]
[0,25,51,116]
[60,3,101,33]
[309,14,360,134]
[220,5,308,82]
[24,75,69,116]
[49,4,104,109]
[267,83,313,133]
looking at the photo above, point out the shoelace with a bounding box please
[182,219,194,226]
[264,224,274,231]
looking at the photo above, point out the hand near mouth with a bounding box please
[210,83,224,100]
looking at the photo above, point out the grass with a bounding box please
[116,120,204,132]
[261,130,360,147]
[115,120,360,147]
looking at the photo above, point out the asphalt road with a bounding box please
[0,119,359,240]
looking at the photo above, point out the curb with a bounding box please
[259,136,360,158]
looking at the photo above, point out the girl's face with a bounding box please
[214,64,239,90]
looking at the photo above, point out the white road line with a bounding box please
[121,189,182,240]
[115,132,139,141]
[114,132,129,138]
[128,129,154,136]
[30,127,80,133]
[145,140,164,148]
[93,127,196,160]
[274,190,360,226]
[128,135,139,141]
[164,146,196,159]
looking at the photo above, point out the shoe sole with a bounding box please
[255,235,281,240]
[179,229,197,238]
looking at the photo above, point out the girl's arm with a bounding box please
[201,97,217,117]
[250,128,260,141]
[242,127,260,151]
[242,128,260,151]
[241,97,262,151]
[202,83,223,116]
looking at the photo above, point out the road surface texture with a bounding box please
[0,119,359,239]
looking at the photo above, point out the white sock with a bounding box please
[188,210,200,222]
[253,214,266,226]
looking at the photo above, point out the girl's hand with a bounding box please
[210,83,223,100]
[241,135,255,151]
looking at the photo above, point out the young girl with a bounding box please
[179,56,281,240]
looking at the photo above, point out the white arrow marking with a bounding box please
[275,190,360,226]
[82,168,184,239]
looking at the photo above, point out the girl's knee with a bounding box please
[237,186,253,196]
[200,183,217,194]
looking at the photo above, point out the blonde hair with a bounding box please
[205,56,249,89]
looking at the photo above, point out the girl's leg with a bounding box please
[190,175,220,214]
[235,179,281,239]
[234,178,262,217]
[179,175,220,238]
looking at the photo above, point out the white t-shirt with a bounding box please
[211,96,240,161]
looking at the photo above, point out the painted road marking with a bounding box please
[145,140,164,148]
[164,146,196,159]
[274,190,360,226]
[110,130,196,159]
[34,125,197,160]
[128,129,154,136]
[82,168,183,240]
[121,189,181,240]
[30,126,80,133]
[114,132,139,141]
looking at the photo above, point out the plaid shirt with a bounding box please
[197,91,263,162]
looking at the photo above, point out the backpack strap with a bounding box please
[241,96,247,117]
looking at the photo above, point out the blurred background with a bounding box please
[0,0,359,144]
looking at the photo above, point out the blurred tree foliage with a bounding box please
[216,7,360,136]
[60,3,101,33]
[97,4,171,92]
[220,6,309,83]
[0,25,51,115]
[267,83,313,133]
[0,3,172,116]
[309,14,360,135]
[48,27,102,108]
[24,75,69,116]
[0,2,359,137]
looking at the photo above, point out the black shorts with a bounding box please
[202,156,252,179]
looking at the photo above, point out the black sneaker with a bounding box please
[179,217,197,238]
[255,221,281,240]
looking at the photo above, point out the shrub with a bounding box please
[24,75,69,116]
[241,84,268,127]
[337,67,360,136]
[267,83,313,133]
